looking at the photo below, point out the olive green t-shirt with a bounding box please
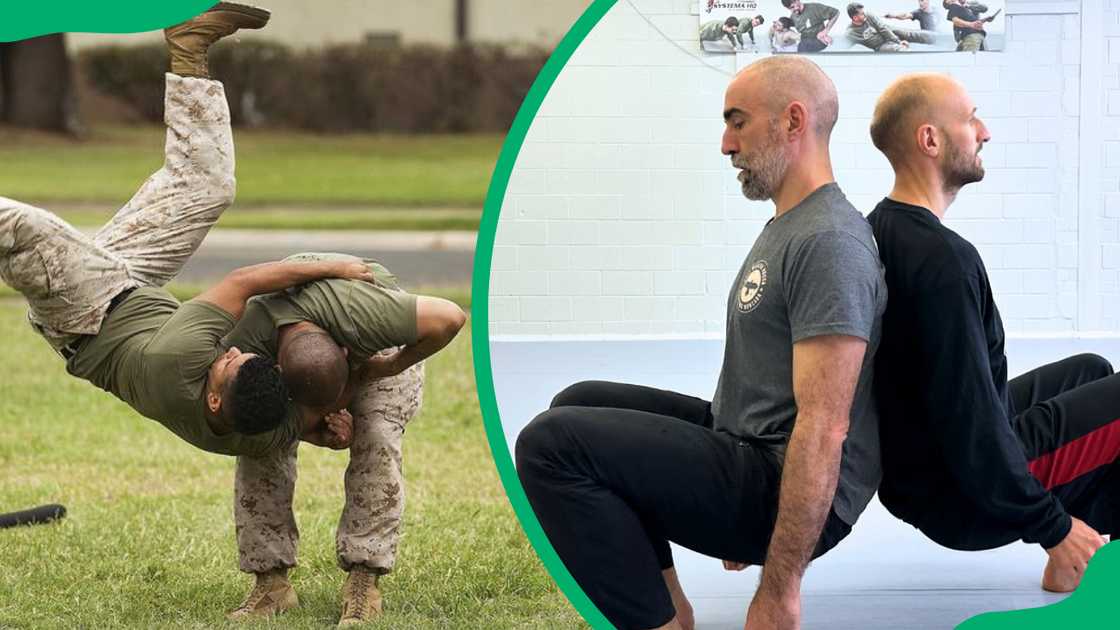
[222,256,418,368]
[793,2,839,39]
[65,287,299,457]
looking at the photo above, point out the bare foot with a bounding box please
[1041,556,1082,593]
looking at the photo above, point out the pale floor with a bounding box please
[490,337,1119,629]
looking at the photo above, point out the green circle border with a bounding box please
[470,1,617,628]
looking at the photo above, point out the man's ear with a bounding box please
[917,124,940,158]
[786,101,810,139]
[207,390,222,414]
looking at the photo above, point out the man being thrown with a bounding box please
[867,73,1115,593]
[222,254,466,626]
[516,56,886,630]
[846,3,934,52]
[0,4,365,455]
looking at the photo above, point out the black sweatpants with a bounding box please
[515,381,852,630]
[1012,354,1120,539]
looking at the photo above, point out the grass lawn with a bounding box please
[0,126,500,230]
[0,299,583,629]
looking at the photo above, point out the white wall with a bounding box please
[490,0,1111,338]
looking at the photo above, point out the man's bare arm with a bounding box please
[951,16,984,30]
[194,260,375,319]
[745,334,866,630]
[358,296,466,379]
[818,13,840,40]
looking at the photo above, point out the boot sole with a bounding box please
[210,2,271,27]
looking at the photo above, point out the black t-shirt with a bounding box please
[867,198,1070,550]
[947,3,984,37]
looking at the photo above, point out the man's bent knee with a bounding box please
[515,409,581,480]
[550,380,612,409]
[1076,353,1114,379]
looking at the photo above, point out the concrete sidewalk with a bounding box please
[173,229,476,286]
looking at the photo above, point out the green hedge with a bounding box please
[79,40,549,132]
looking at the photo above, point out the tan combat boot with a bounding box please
[226,568,298,621]
[164,2,271,78]
[337,567,383,627]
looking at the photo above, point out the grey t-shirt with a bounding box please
[909,8,938,31]
[711,183,887,525]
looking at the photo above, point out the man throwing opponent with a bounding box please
[0,4,371,455]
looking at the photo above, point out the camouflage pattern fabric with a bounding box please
[234,359,425,574]
[0,73,235,352]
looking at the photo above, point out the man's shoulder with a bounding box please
[795,193,876,246]
[869,201,983,290]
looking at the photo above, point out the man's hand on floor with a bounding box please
[744,587,799,630]
[1042,517,1106,592]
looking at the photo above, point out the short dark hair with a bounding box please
[778,16,795,28]
[755,14,765,24]
[781,0,795,8]
[847,2,864,18]
[279,330,348,408]
[724,16,740,27]
[226,356,290,435]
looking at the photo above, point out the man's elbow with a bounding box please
[421,297,467,344]
[441,302,467,340]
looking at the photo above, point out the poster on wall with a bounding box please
[698,0,1004,55]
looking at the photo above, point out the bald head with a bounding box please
[870,73,961,163]
[278,328,348,409]
[727,56,839,140]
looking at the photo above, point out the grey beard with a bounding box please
[735,149,788,202]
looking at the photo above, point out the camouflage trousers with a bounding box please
[957,32,986,52]
[876,28,936,51]
[0,74,235,352]
[234,360,425,574]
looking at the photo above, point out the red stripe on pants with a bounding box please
[1028,418,1120,490]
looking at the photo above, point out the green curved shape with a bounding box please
[958,540,1120,629]
[470,1,617,628]
[1,1,216,42]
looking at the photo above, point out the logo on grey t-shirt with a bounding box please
[737,260,768,313]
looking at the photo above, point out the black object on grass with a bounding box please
[0,504,67,529]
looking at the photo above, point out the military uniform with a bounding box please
[226,253,426,575]
[847,12,935,51]
[791,2,840,52]
[0,74,234,353]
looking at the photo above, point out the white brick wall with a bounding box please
[491,0,1098,338]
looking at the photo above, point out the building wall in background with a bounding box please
[67,0,591,49]
[490,0,1105,337]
